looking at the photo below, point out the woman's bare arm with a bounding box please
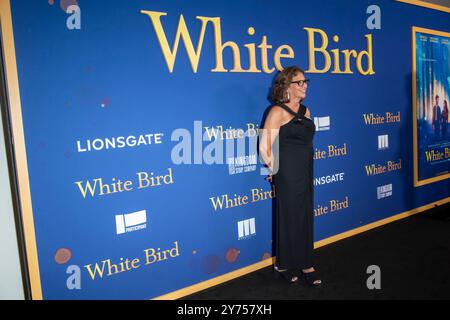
[259,107,284,174]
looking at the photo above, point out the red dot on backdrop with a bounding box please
[60,0,78,12]
[225,248,240,263]
[55,248,72,264]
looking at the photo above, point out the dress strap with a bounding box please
[299,104,307,117]
[277,103,300,117]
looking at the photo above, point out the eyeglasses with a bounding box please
[291,79,310,87]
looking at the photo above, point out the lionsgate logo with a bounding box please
[115,210,147,235]
[377,184,392,199]
[378,134,389,150]
[314,172,345,186]
[238,218,256,240]
[314,116,331,131]
[77,133,164,153]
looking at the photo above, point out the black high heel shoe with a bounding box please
[301,269,322,287]
[274,266,299,283]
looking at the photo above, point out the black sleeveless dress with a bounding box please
[272,103,316,270]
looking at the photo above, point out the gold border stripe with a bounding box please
[0,0,42,299]
[397,0,450,13]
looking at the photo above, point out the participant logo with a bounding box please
[238,218,256,240]
[314,116,330,131]
[115,210,147,235]
[378,134,389,150]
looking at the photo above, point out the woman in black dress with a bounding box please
[259,66,321,286]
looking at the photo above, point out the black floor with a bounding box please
[184,202,450,300]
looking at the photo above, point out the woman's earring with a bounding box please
[286,91,290,102]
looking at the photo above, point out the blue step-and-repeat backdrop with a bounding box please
[3,0,450,299]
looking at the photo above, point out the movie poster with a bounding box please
[413,27,450,186]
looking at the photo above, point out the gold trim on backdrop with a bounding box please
[412,26,450,187]
[0,0,42,299]
[397,0,450,13]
